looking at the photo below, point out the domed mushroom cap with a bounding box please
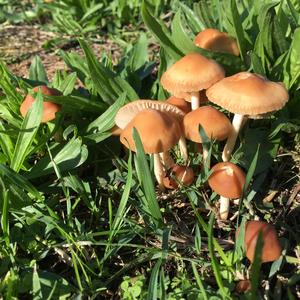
[183,106,232,143]
[206,72,289,115]
[115,99,185,129]
[166,96,191,114]
[163,164,194,189]
[239,220,282,263]
[208,162,246,198]
[160,53,225,95]
[120,109,182,153]
[20,86,61,123]
[194,28,240,56]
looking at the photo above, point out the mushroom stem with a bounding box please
[179,136,188,163]
[159,151,175,170]
[191,91,200,110]
[153,153,165,191]
[219,196,230,220]
[222,114,247,162]
[202,146,210,168]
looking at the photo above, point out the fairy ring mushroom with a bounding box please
[208,162,246,220]
[206,72,289,161]
[20,85,61,123]
[161,53,225,110]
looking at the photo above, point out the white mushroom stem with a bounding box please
[191,91,200,110]
[202,146,210,168]
[159,151,175,170]
[153,153,165,191]
[219,196,230,220]
[222,114,247,162]
[179,136,188,163]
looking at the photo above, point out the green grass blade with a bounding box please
[29,55,48,83]
[147,259,162,300]
[32,263,43,300]
[10,89,43,172]
[191,262,208,300]
[0,164,42,200]
[0,178,10,246]
[26,137,88,179]
[207,213,227,298]
[187,191,232,269]
[132,128,163,228]
[249,232,264,299]
[110,151,132,239]
[141,1,183,60]
[86,92,126,133]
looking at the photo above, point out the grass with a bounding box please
[0,0,300,299]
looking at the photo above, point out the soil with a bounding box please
[0,24,122,80]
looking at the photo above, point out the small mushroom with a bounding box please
[120,109,182,190]
[183,106,232,165]
[115,99,188,163]
[161,53,224,110]
[206,72,289,161]
[237,220,282,263]
[163,164,194,189]
[194,28,240,56]
[208,162,246,220]
[20,85,61,123]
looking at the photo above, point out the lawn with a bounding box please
[0,0,299,299]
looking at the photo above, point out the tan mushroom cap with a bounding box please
[20,86,61,123]
[240,220,282,263]
[208,162,246,198]
[163,164,194,189]
[194,28,240,56]
[183,106,232,143]
[160,53,225,95]
[115,99,185,129]
[206,72,289,115]
[120,109,182,154]
[166,96,191,114]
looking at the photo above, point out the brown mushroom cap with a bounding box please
[194,28,240,56]
[115,99,185,129]
[120,109,182,153]
[163,164,194,189]
[166,96,191,114]
[239,220,282,263]
[20,86,61,123]
[160,53,225,95]
[206,72,289,115]
[183,106,232,143]
[208,162,246,198]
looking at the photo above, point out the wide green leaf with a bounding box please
[10,90,43,172]
[26,137,88,179]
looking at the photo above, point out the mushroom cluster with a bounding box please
[114,28,289,225]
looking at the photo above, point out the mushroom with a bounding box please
[183,106,233,165]
[163,164,194,189]
[120,109,182,190]
[160,53,225,110]
[166,96,191,114]
[208,162,246,220]
[115,99,188,163]
[20,85,61,123]
[237,220,282,263]
[194,28,240,56]
[206,72,289,161]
